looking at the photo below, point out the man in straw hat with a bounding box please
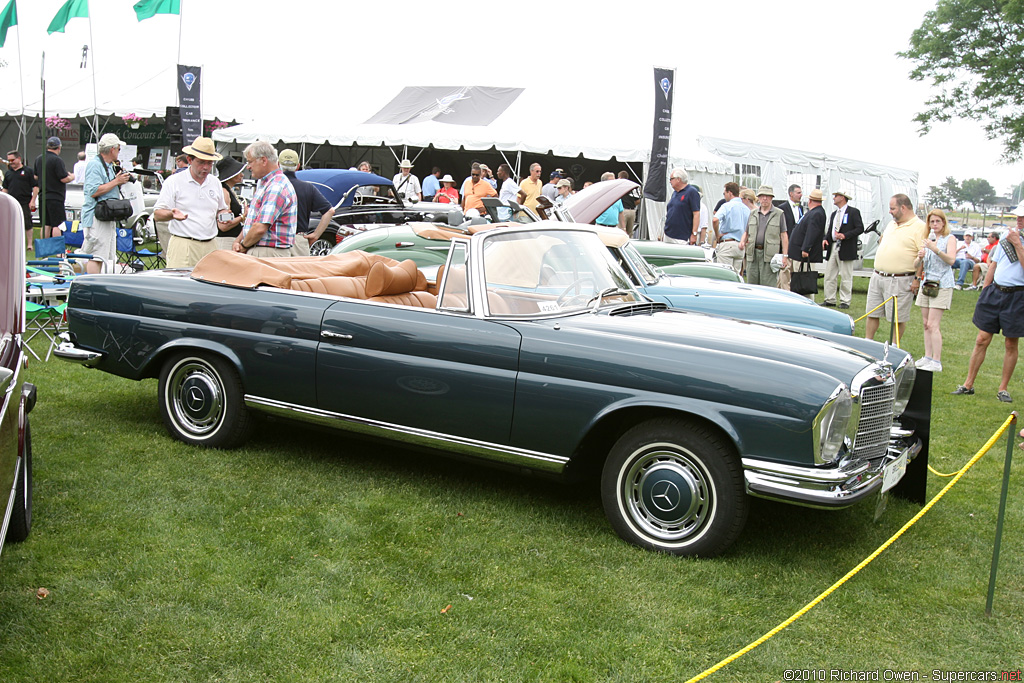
[392,159,421,203]
[822,189,865,309]
[785,188,827,297]
[154,136,231,268]
[739,185,788,288]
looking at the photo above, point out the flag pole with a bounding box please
[86,4,98,140]
[177,0,183,64]
[15,0,25,154]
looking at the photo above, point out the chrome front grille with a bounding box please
[853,381,896,460]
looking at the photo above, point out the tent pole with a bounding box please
[87,13,98,141]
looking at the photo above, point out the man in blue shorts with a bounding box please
[952,204,1024,402]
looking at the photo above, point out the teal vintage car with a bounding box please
[480,194,741,282]
[331,222,853,334]
[57,222,922,557]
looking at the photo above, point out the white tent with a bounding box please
[698,135,919,230]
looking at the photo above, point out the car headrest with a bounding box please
[365,259,425,297]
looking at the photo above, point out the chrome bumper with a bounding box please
[742,433,922,509]
[53,333,104,368]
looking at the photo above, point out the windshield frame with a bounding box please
[474,227,643,319]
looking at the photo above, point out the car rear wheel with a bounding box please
[158,353,250,448]
[6,420,32,543]
[601,418,747,557]
[309,238,334,256]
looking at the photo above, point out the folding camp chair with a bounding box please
[116,225,145,273]
[29,236,93,278]
[24,282,68,361]
[130,216,165,269]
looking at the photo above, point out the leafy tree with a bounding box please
[959,177,997,214]
[925,176,961,209]
[900,0,1024,161]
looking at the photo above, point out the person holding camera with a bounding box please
[81,133,132,274]
[913,209,957,372]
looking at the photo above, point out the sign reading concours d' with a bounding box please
[644,67,674,202]
[176,64,202,144]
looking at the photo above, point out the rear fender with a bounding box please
[141,339,246,384]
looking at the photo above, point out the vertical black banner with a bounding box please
[643,67,674,202]
[176,64,202,145]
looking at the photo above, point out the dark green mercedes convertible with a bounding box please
[56,223,922,557]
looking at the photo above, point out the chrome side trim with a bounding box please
[742,436,922,509]
[0,457,20,558]
[244,395,569,474]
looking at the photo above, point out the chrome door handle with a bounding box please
[321,331,353,340]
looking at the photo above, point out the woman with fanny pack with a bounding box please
[914,208,958,372]
[81,133,132,274]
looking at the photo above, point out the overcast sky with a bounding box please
[3,0,1022,196]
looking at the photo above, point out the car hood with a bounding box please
[562,179,638,224]
[653,273,819,303]
[537,306,879,382]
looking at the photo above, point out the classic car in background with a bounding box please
[63,168,164,238]
[480,185,741,282]
[0,194,36,556]
[57,222,921,556]
[331,222,852,334]
[294,169,464,255]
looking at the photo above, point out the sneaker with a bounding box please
[997,390,1013,403]
[954,284,963,290]
[822,301,836,307]
[838,303,850,309]
[951,385,975,395]
[915,357,932,369]
[927,359,943,372]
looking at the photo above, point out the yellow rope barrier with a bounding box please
[851,294,901,350]
[683,414,1016,683]
[927,463,958,477]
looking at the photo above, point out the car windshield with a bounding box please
[618,242,661,285]
[480,229,641,316]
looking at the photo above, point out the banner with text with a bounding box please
[643,67,674,202]
[176,64,202,145]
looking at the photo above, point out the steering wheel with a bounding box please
[555,276,597,307]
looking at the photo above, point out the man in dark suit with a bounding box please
[822,189,865,309]
[786,188,826,298]
[776,184,804,233]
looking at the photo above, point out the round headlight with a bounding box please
[817,385,853,463]
[893,361,916,415]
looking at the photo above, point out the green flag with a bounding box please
[133,0,179,21]
[0,0,16,48]
[47,0,88,35]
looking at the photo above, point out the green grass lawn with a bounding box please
[1,279,1021,682]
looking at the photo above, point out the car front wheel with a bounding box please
[601,418,747,557]
[158,353,250,448]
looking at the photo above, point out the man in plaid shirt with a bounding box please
[234,141,299,257]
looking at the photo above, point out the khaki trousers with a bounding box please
[823,247,854,305]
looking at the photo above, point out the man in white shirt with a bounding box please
[953,230,983,289]
[73,151,87,184]
[392,159,421,203]
[496,164,519,203]
[153,136,230,268]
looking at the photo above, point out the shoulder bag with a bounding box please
[94,159,133,222]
